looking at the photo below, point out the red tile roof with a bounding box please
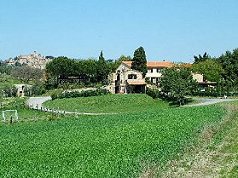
[122,61,132,67]
[122,61,173,68]
[176,63,193,68]
[127,79,146,85]
[147,61,173,68]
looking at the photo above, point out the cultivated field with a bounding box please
[0,94,233,177]
[43,94,168,113]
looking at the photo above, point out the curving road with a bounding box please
[27,96,52,109]
[184,98,238,107]
[26,96,116,115]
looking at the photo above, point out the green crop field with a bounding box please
[44,94,169,113]
[0,94,226,177]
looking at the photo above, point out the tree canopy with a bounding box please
[97,51,110,84]
[218,49,238,87]
[131,47,147,77]
[45,54,111,87]
[192,59,224,82]
[11,66,44,82]
[160,67,197,105]
[193,52,210,64]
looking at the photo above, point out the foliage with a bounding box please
[192,49,238,93]
[192,59,224,82]
[107,55,132,73]
[46,56,76,78]
[2,86,17,97]
[97,51,110,84]
[0,62,12,75]
[25,83,46,96]
[218,49,238,88]
[46,56,111,87]
[51,88,110,100]
[0,74,22,98]
[131,46,147,77]
[0,97,225,177]
[146,87,161,99]
[160,68,197,106]
[193,52,210,64]
[117,55,132,62]
[11,66,44,82]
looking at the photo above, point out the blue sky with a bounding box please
[0,0,238,62]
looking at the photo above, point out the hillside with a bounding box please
[0,95,227,177]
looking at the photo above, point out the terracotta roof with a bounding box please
[147,61,173,68]
[127,79,146,85]
[122,61,132,67]
[122,61,173,68]
[176,63,192,68]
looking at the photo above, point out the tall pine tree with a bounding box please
[131,47,147,77]
[97,51,109,84]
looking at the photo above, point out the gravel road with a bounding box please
[27,96,52,109]
[26,96,115,115]
[184,98,238,107]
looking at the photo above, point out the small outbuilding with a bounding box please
[14,84,32,97]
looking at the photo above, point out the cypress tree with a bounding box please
[131,46,147,77]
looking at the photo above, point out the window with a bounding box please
[151,77,156,83]
[128,74,137,79]
[156,68,161,73]
[151,69,153,73]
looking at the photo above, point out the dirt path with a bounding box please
[184,98,238,107]
[27,96,115,116]
[27,96,51,109]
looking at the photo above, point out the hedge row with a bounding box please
[51,88,110,100]
[146,88,192,106]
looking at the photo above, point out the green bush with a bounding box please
[146,88,192,106]
[2,86,17,97]
[146,88,161,99]
[51,88,110,100]
[31,84,46,96]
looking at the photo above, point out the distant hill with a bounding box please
[5,51,53,69]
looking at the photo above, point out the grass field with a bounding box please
[0,74,21,90]
[0,98,53,123]
[158,101,238,177]
[0,94,227,177]
[44,94,169,113]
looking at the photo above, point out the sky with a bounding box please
[0,0,238,62]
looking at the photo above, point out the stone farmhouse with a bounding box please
[6,51,52,69]
[108,60,173,94]
[108,60,212,94]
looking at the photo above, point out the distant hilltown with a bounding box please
[4,51,53,69]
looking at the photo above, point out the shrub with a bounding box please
[3,86,17,97]
[51,88,110,100]
[31,84,46,96]
[146,87,192,106]
[146,88,161,99]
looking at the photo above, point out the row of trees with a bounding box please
[157,48,238,105]
[192,49,238,92]
[45,51,112,88]
[45,47,148,88]
[0,62,44,83]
